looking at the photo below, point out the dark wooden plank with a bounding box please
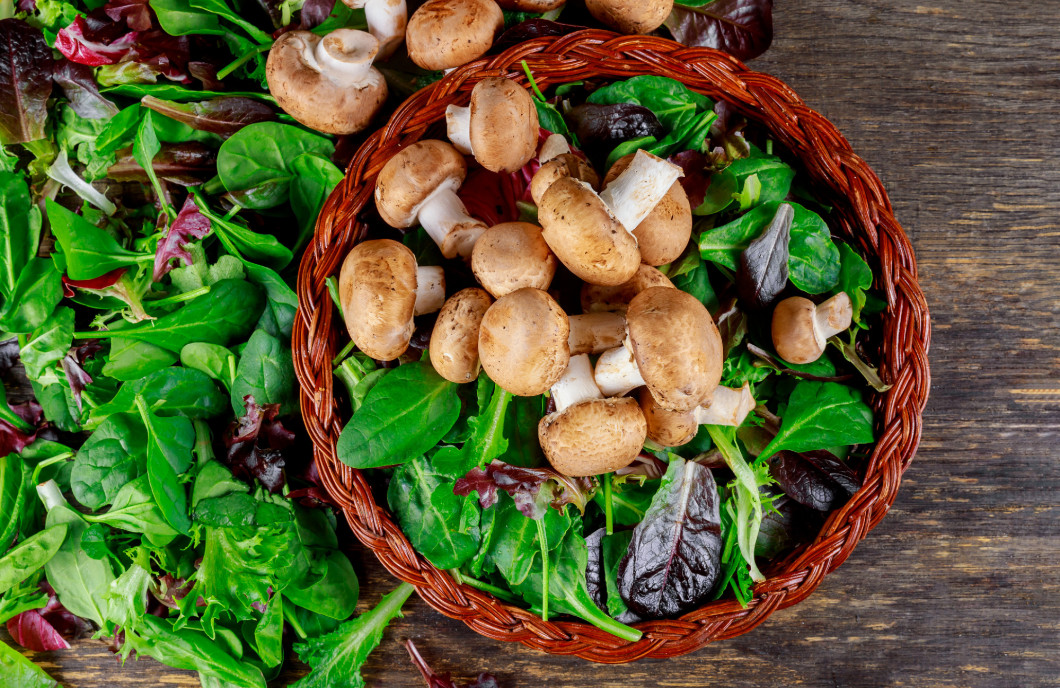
[6,0,1060,685]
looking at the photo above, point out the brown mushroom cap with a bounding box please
[339,239,417,361]
[469,78,540,173]
[538,177,640,287]
[580,263,674,313]
[478,288,570,396]
[374,140,466,228]
[266,29,388,135]
[405,0,503,71]
[429,288,493,383]
[605,153,692,266]
[639,387,698,447]
[471,222,557,297]
[771,294,852,364]
[538,397,647,476]
[495,0,564,11]
[627,286,723,412]
[584,0,673,34]
[529,154,600,206]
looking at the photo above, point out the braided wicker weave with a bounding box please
[293,30,931,662]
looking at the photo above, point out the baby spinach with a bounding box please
[45,200,148,280]
[71,413,147,509]
[136,395,194,535]
[0,454,30,553]
[757,381,874,461]
[180,342,237,388]
[290,153,344,252]
[0,638,59,688]
[83,476,179,545]
[244,262,298,339]
[19,307,75,381]
[834,242,874,322]
[217,122,334,210]
[283,551,360,621]
[102,337,178,381]
[337,362,461,469]
[134,110,174,219]
[727,148,795,207]
[87,367,227,427]
[0,258,63,334]
[230,329,296,415]
[0,525,68,596]
[0,171,41,302]
[694,167,738,215]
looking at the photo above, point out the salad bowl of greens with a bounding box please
[293,30,931,662]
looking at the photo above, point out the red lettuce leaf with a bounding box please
[0,399,42,456]
[0,19,55,145]
[6,582,92,651]
[457,168,519,228]
[669,150,711,209]
[62,267,126,297]
[141,96,276,138]
[153,195,212,281]
[405,639,500,688]
[53,59,120,120]
[61,340,100,413]
[454,460,596,519]
[665,0,774,62]
[55,17,140,66]
[107,142,216,185]
[223,395,296,493]
[104,0,154,31]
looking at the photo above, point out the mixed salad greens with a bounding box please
[334,73,889,642]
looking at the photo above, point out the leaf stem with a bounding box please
[31,452,74,484]
[331,339,356,368]
[449,570,521,604]
[520,60,547,102]
[535,517,549,622]
[146,285,211,308]
[603,474,614,535]
[216,45,271,81]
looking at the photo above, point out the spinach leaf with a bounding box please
[230,329,296,415]
[0,525,67,596]
[337,362,460,469]
[180,342,236,387]
[617,457,722,617]
[601,530,634,619]
[92,278,264,352]
[45,200,147,280]
[71,413,147,509]
[693,167,737,215]
[189,0,274,43]
[136,395,194,535]
[88,367,227,427]
[217,122,334,209]
[194,198,294,270]
[102,337,178,381]
[0,638,59,688]
[727,149,795,207]
[30,380,80,432]
[0,171,43,302]
[83,476,180,545]
[834,242,873,322]
[148,0,226,36]
[699,200,840,293]
[0,454,29,552]
[669,250,719,312]
[497,394,546,468]
[254,595,284,668]
[283,551,359,621]
[20,306,74,381]
[0,258,63,334]
[758,381,874,461]
[388,455,479,569]
[244,262,297,339]
[134,110,173,217]
[290,153,344,252]
[292,582,414,688]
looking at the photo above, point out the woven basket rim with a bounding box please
[293,29,932,663]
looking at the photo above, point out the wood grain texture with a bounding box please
[5,0,1059,685]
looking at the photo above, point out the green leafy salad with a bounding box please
[334,73,889,641]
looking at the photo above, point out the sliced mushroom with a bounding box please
[584,0,673,34]
[429,288,493,383]
[594,286,723,412]
[266,29,388,135]
[598,149,684,235]
[580,264,674,314]
[339,239,444,361]
[771,293,853,364]
[374,140,487,259]
[529,153,600,206]
[567,312,626,355]
[478,287,570,396]
[446,78,540,173]
[604,153,692,266]
[640,383,755,447]
[537,177,640,286]
[340,0,407,59]
[471,222,557,298]
[405,0,503,71]
[539,395,647,476]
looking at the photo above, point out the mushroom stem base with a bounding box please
[599,149,683,234]
[445,104,473,155]
[414,265,445,315]
[594,345,646,398]
[417,187,487,259]
[550,353,603,413]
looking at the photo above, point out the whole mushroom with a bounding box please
[771,293,853,364]
[495,0,565,11]
[266,29,388,135]
[405,0,503,71]
[604,152,692,266]
[584,0,673,34]
[478,287,570,396]
[446,78,540,173]
[594,286,723,412]
[640,383,756,447]
[471,222,557,298]
[429,288,494,383]
[375,140,488,259]
[339,239,445,361]
[340,0,407,59]
[581,263,674,314]
[529,151,600,206]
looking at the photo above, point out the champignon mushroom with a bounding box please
[471,222,557,297]
[446,78,540,173]
[429,288,493,383]
[567,312,626,355]
[771,293,854,364]
[375,140,488,259]
[580,264,674,314]
[598,149,684,236]
[495,0,565,11]
[539,355,647,476]
[594,286,723,412]
[604,153,692,266]
[584,0,673,34]
[266,29,388,135]
[538,133,572,163]
[640,383,755,447]
[529,153,600,206]
[339,239,445,361]
[537,177,640,286]
[340,0,407,59]
[405,0,503,71]
[478,287,570,396]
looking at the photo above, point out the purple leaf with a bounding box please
[153,195,212,281]
[405,639,501,688]
[665,0,774,62]
[768,450,841,511]
[298,0,336,29]
[104,0,154,31]
[737,202,791,310]
[223,395,296,493]
[61,354,93,412]
[0,400,42,456]
[107,142,216,185]
[141,96,276,138]
[53,59,120,120]
[6,582,92,652]
[454,460,596,520]
[669,150,711,209]
[494,19,583,52]
[55,17,139,66]
[0,19,55,145]
[0,338,20,374]
[568,103,665,162]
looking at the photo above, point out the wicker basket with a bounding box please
[292,30,931,662]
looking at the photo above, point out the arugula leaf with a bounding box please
[45,200,147,280]
[0,171,42,301]
[758,381,874,461]
[0,638,59,688]
[337,362,461,469]
[292,582,415,688]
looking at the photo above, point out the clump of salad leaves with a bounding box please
[334,73,888,639]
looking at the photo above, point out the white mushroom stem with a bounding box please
[692,383,755,427]
[598,149,684,234]
[309,29,380,87]
[567,312,626,355]
[550,354,602,413]
[414,183,487,258]
[413,265,445,315]
[538,134,571,163]
[812,292,854,345]
[445,104,473,155]
[594,344,646,398]
[342,0,407,60]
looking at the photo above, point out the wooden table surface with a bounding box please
[6,1,1060,685]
